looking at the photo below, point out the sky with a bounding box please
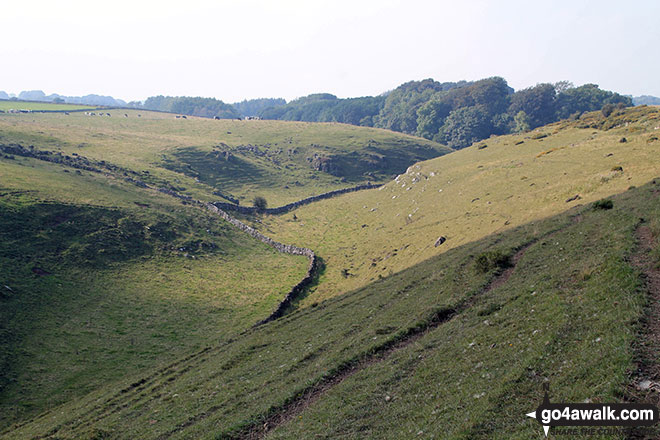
[3,0,659,103]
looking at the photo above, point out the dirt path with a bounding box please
[628,224,660,439]
[228,242,535,440]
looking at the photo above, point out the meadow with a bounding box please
[0,110,449,206]
[2,106,660,439]
[0,153,308,426]
[256,106,660,304]
[0,100,95,112]
[5,177,658,439]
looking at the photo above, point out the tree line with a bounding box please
[138,78,632,149]
[254,78,632,149]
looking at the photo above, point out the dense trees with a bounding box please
[415,77,513,147]
[374,79,467,134]
[508,83,557,129]
[143,96,240,119]
[412,78,632,148]
[139,77,633,150]
[554,83,631,120]
[232,98,285,117]
[259,94,385,126]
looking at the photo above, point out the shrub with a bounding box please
[569,111,582,121]
[475,250,511,273]
[601,103,615,117]
[592,199,613,210]
[252,196,268,211]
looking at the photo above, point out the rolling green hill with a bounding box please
[4,177,659,439]
[0,154,310,426]
[0,110,447,427]
[0,110,450,206]
[255,106,660,304]
[1,106,660,439]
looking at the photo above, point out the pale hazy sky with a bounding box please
[3,0,659,102]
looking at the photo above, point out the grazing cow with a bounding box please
[124,114,128,117]
[64,112,70,115]
[182,115,187,119]
[137,114,141,117]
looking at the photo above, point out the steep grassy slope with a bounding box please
[0,110,449,206]
[5,180,659,439]
[0,152,309,426]
[256,106,660,303]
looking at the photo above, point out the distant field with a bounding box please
[0,109,449,205]
[0,100,95,111]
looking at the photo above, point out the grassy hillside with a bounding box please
[2,105,660,439]
[5,178,659,439]
[0,110,450,206]
[0,149,309,426]
[0,101,95,112]
[255,106,660,304]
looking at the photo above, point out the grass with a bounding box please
[0,156,309,426]
[2,105,660,438]
[252,106,660,305]
[0,100,95,112]
[5,178,658,439]
[0,110,450,206]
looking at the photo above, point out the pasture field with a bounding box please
[0,153,309,426]
[256,106,660,304]
[0,110,449,206]
[2,106,660,439]
[5,175,659,439]
[0,100,95,112]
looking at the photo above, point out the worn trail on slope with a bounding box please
[628,224,660,439]
[225,242,536,440]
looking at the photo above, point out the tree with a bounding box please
[509,84,557,129]
[440,105,492,149]
[514,111,530,133]
[416,98,453,141]
[252,196,268,211]
[553,80,574,94]
[375,79,466,134]
[601,103,615,117]
[554,84,632,120]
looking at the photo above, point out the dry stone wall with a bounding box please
[2,142,375,325]
[213,183,380,215]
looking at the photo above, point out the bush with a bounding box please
[592,199,613,210]
[252,196,268,211]
[475,250,512,273]
[601,103,615,117]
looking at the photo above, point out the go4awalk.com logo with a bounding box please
[526,384,658,437]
